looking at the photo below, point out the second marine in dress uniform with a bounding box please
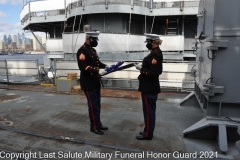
[134,34,163,140]
[76,32,108,135]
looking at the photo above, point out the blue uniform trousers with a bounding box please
[141,93,158,139]
[83,89,102,130]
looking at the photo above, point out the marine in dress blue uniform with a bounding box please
[134,34,163,140]
[76,32,108,135]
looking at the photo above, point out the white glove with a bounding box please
[134,63,142,70]
[105,65,110,69]
[99,70,107,76]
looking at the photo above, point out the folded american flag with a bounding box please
[100,62,136,76]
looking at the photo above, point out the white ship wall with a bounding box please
[62,33,184,53]
[0,61,38,75]
[46,39,63,52]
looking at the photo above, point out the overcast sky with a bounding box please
[0,0,44,40]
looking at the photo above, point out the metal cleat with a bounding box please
[203,83,224,96]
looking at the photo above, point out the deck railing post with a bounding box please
[5,59,9,83]
[54,59,56,85]
[36,59,40,84]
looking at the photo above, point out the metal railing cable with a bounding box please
[73,14,83,54]
[71,0,79,56]
[150,16,155,34]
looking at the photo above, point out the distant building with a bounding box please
[26,38,32,45]
[33,35,42,51]
[4,42,8,50]
[3,35,8,43]
[0,40,4,51]
[18,33,22,47]
[0,40,8,51]
[9,42,17,49]
[25,44,33,51]
[22,33,25,42]
[12,35,18,49]
[22,38,26,49]
[25,38,33,51]
[7,34,12,45]
[1,33,35,51]
[12,35,17,43]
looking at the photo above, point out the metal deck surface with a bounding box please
[0,85,239,160]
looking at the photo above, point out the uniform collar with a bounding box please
[84,43,91,48]
[151,47,159,53]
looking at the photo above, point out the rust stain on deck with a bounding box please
[101,89,141,99]
[101,103,110,109]
[0,94,21,102]
[139,123,144,127]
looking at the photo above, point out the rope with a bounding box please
[129,8,132,34]
[73,14,83,53]
[72,0,79,54]
[62,0,68,35]
[127,6,132,52]
[150,16,155,34]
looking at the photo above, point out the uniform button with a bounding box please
[92,56,93,57]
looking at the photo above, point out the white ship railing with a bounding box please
[0,59,41,84]
[53,59,194,90]
[21,0,200,24]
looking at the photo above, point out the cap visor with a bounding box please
[90,37,99,41]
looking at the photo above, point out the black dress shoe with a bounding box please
[90,129,104,135]
[136,135,152,140]
[100,126,108,130]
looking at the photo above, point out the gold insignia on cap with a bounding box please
[152,58,157,65]
[79,53,86,61]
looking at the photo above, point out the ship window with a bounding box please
[126,18,143,35]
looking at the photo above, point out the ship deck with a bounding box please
[0,84,239,160]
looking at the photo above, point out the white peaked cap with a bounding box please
[144,33,161,42]
[86,31,100,40]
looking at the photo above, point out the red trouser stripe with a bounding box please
[144,94,149,137]
[86,90,96,130]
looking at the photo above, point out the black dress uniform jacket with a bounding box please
[77,43,106,89]
[138,47,163,94]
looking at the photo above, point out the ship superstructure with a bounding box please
[20,0,200,90]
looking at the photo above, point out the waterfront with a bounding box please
[0,53,45,64]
